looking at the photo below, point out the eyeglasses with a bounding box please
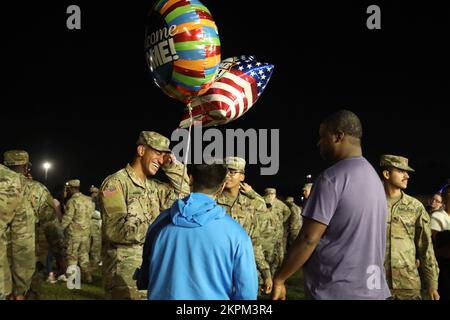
[227,170,244,176]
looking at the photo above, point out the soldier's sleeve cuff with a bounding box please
[261,269,271,281]
[161,161,174,171]
[427,279,439,290]
[162,158,184,171]
[246,189,261,199]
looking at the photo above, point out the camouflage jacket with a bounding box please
[91,210,102,234]
[267,198,291,241]
[286,203,302,246]
[25,180,56,224]
[0,164,35,297]
[25,180,64,256]
[100,162,189,246]
[61,192,95,237]
[216,191,271,280]
[385,192,439,290]
[257,201,283,252]
[0,165,24,225]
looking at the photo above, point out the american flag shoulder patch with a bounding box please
[103,186,117,197]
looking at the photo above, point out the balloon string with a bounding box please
[178,103,193,198]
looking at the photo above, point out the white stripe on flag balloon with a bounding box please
[197,94,236,119]
[211,81,247,117]
[223,72,253,108]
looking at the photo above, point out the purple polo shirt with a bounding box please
[302,156,391,299]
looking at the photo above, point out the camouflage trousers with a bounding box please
[0,239,5,300]
[2,229,13,298]
[102,243,146,300]
[288,226,301,249]
[389,289,422,300]
[261,239,284,281]
[89,230,102,267]
[5,225,47,299]
[66,233,90,272]
[0,209,35,298]
[36,225,47,266]
[26,224,65,298]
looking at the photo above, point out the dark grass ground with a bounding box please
[39,269,305,300]
[39,269,105,300]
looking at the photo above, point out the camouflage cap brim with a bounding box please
[151,145,171,153]
[394,165,415,172]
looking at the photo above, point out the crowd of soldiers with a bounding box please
[1,129,449,300]
[0,150,102,299]
[0,132,304,300]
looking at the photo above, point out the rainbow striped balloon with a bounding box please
[145,0,221,104]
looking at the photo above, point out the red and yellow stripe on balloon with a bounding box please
[146,0,221,103]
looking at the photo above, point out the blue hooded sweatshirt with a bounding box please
[143,192,258,300]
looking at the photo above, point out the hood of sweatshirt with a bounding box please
[170,192,226,228]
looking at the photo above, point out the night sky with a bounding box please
[3,1,449,199]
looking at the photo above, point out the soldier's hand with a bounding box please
[239,182,253,194]
[271,279,286,300]
[263,277,273,295]
[163,153,177,166]
[429,288,440,300]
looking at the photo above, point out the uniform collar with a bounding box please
[217,191,246,207]
[391,191,414,207]
[125,164,147,189]
[71,192,81,199]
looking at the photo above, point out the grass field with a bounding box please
[40,269,104,300]
[285,269,305,300]
[39,269,305,300]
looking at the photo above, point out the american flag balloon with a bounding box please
[179,55,274,128]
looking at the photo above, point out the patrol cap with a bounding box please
[286,196,294,202]
[67,179,81,187]
[380,154,415,172]
[264,188,276,195]
[136,131,171,152]
[224,157,246,172]
[89,185,99,193]
[303,183,313,190]
[3,150,29,166]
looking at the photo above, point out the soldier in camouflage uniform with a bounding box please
[302,183,313,201]
[3,150,63,299]
[99,131,189,300]
[380,154,440,300]
[89,186,102,268]
[0,164,35,300]
[90,185,100,211]
[216,157,273,294]
[256,191,283,282]
[61,179,95,283]
[264,188,292,261]
[284,196,302,248]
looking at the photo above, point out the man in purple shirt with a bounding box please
[272,109,391,300]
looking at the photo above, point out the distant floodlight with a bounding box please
[43,162,52,181]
